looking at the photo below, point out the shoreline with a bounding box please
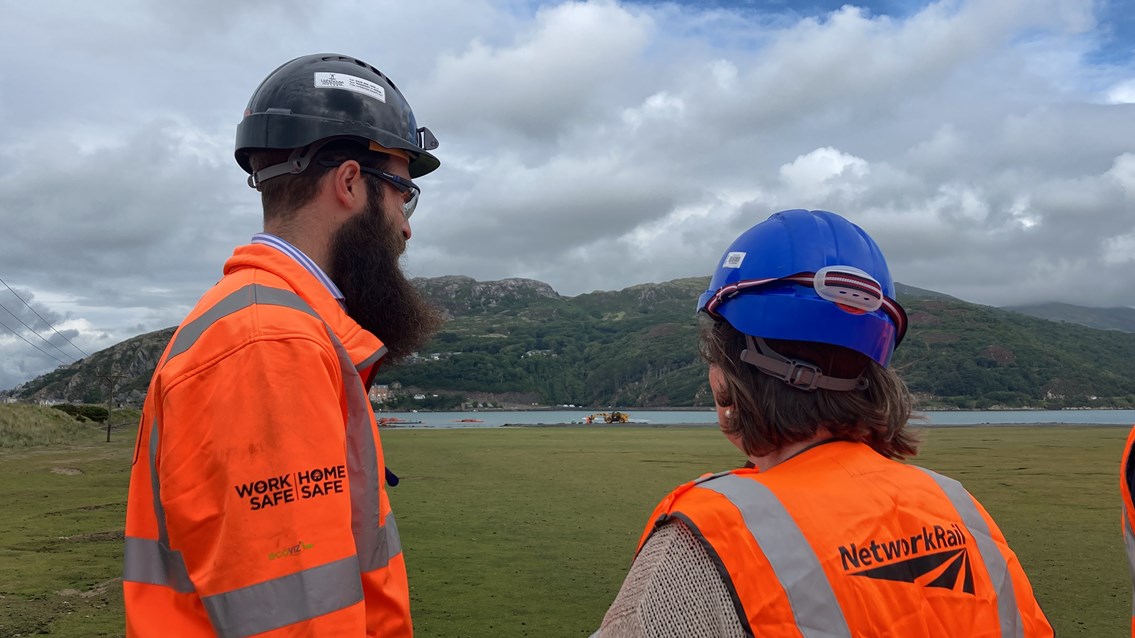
[491,421,1129,429]
[380,406,1134,413]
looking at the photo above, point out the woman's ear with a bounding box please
[709,364,731,407]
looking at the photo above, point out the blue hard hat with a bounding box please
[696,209,907,366]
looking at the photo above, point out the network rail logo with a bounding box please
[837,523,975,594]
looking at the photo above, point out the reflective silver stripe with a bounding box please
[149,420,168,544]
[202,554,364,638]
[357,345,388,373]
[122,419,195,592]
[123,536,194,593]
[1125,514,1135,617]
[165,284,320,362]
[327,327,400,572]
[918,467,1024,638]
[698,474,852,638]
[382,511,403,565]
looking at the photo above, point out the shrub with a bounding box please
[51,403,109,423]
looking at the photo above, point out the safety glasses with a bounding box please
[319,160,421,219]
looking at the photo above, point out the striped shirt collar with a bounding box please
[251,233,345,305]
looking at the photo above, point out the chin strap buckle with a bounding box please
[783,359,823,391]
[739,335,868,392]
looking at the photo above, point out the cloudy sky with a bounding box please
[0,0,1133,390]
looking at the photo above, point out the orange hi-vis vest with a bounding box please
[639,441,1053,637]
[1121,427,1135,637]
[124,244,411,637]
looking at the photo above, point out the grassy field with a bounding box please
[0,420,1128,636]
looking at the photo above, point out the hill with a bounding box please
[894,283,960,301]
[894,298,1135,408]
[0,403,93,447]
[3,327,174,406]
[1003,302,1135,334]
[4,277,1135,409]
[0,403,147,447]
[380,279,1135,409]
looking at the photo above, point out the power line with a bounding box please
[0,314,73,367]
[0,276,90,359]
[0,299,79,364]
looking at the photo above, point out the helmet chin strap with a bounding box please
[739,335,868,392]
[247,138,336,190]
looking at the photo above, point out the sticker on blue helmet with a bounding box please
[723,252,746,268]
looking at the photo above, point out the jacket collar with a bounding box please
[223,244,387,372]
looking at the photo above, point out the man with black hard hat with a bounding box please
[124,53,441,637]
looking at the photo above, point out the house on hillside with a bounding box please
[369,384,391,404]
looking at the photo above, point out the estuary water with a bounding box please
[375,409,1135,429]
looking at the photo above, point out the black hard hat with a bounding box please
[235,53,440,184]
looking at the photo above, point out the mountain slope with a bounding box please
[4,327,174,405]
[895,297,1135,407]
[5,278,1135,409]
[1003,302,1135,334]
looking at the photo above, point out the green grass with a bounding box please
[0,425,1128,636]
[0,404,95,448]
[0,440,132,637]
[0,404,141,449]
[912,425,1129,635]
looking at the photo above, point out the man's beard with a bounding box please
[327,180,442,363]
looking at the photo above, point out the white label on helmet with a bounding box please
[723,252,746,268]
[314,72,386,103]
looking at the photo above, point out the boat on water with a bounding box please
[376,417,423,426]
[454,418,484,423]
[577,411,638,424]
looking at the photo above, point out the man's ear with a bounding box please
[328,160,365,210]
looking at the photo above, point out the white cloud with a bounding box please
[778,147,871,200]
[1,0,1134,389]
[1102,233,1135,265]
[1107,79,1135,104]
[422,1,654,140]
[622,92,687,130]
[1106,153,1135,195]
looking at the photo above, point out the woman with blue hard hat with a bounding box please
[594,210,1052,637]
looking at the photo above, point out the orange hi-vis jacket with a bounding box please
[124,244,411,637]
[1121,427,1135,637]
[639,441,1053,637]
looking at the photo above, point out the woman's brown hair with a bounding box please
[700,317,919,459]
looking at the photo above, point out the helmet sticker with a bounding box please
[314,72,386,103]
[723,252,746,268]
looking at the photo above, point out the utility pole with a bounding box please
[99,372,127,443]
